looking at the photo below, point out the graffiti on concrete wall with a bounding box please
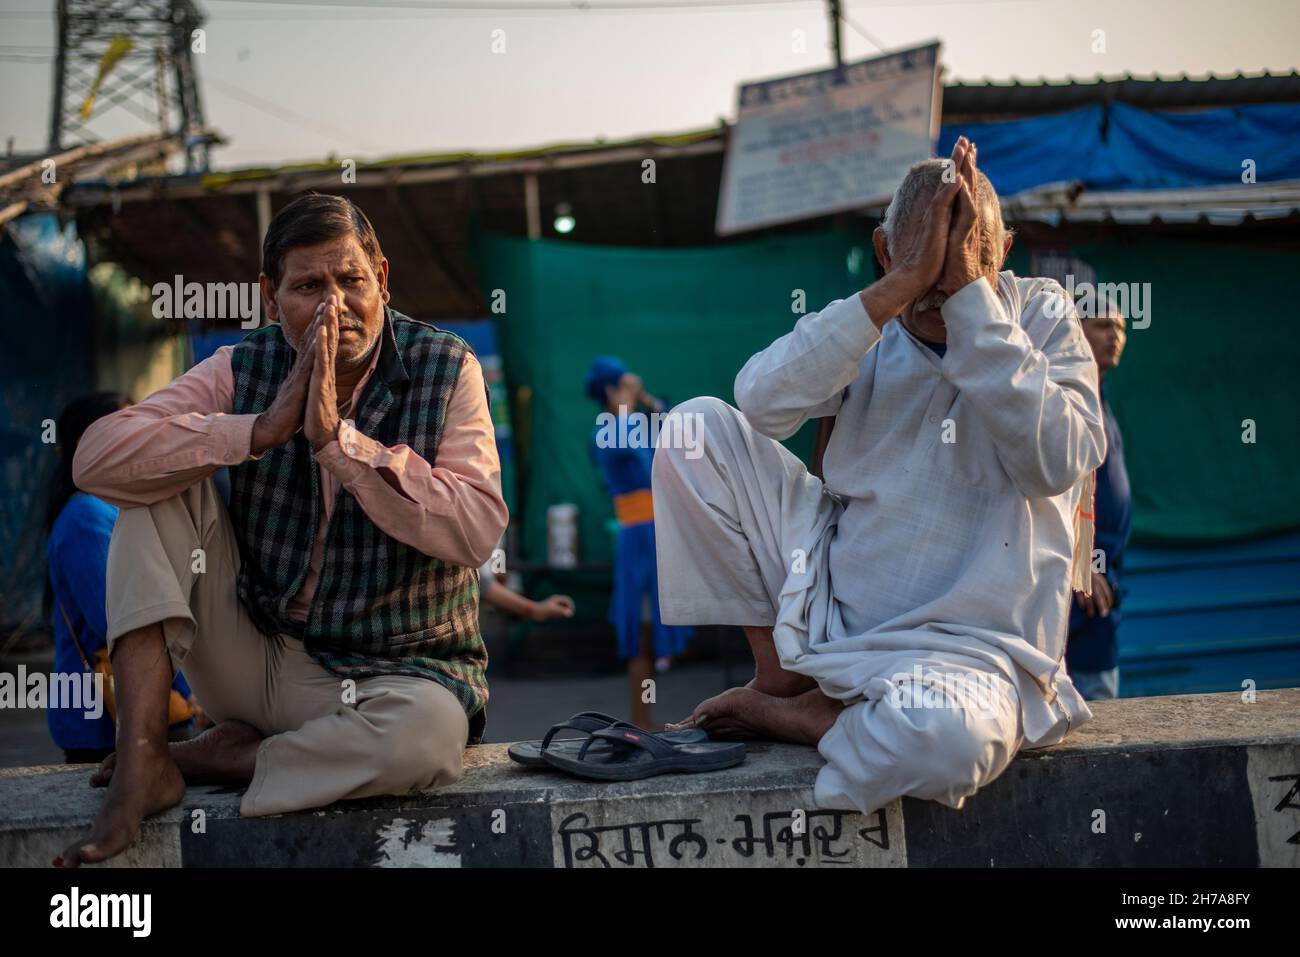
[1246,745,1300,867]
[553,794,904,868]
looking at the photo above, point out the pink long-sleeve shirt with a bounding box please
[74,342,508,623]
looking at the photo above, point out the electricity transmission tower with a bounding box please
[47,0,210,172]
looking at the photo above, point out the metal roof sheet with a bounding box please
[943,69,1300,116]
[1002,178,1300,225]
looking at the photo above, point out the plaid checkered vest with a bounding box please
[228,309,487,742]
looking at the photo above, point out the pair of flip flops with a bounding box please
[508,710,745,781]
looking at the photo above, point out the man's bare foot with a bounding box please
[747,670,818,698]
[667,686,844,746]
[740,625,817,697]
[91,720,262,789]
[57,743,185,868]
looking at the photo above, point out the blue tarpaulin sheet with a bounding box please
[939,101,1300,194]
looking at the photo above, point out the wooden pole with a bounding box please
[255,186,271,246]
[523,170,541,240]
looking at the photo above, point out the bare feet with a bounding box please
[747,670,818,698]
[741,625,817,697]
[668,686,844,746]
[57,742,185,868]
[91,720,262,790]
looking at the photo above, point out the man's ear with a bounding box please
[1000,229,1014,267]
[377,258,390,303]
[259,274,279,323]
[872,226,893,274]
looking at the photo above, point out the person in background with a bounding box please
[1066,293,1130,700]
[476,469,574,622]
[479,557,575,622]
[585,356,692,728]
[45,392,204,764]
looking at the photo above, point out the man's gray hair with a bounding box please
[880,158,1009,260]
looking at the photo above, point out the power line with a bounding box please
[840,10,887,52]
[0,0,830,26]
[203,0,816,9]
[2,0,818,23]
[204,73,379,153]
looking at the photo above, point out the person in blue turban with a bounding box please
[585,356,692,728]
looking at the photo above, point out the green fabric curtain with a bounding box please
[475,227,872,564]
[477,230,1300,561]
[1068,238,1300,544]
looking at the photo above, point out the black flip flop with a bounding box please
[541,725,746,781]
[507,712,705,767]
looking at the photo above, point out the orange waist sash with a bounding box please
[613,488,654,527]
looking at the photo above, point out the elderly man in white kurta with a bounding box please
[653,137,1105,815]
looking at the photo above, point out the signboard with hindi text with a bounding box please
[716,42,943,235]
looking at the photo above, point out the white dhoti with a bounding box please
[653,396,1023,815]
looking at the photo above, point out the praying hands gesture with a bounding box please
[862,135,984,327]
[250,297,344,455]
[304,298,342,451]
[937,139,983,295]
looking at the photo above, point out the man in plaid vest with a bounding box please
[61,193,507,867]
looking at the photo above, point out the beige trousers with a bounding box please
[104,480,469,817]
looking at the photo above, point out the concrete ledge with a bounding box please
[3,689,1298,867]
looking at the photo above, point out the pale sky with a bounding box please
[1,0,1297,169]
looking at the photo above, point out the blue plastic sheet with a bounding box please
[939,101,1300,193]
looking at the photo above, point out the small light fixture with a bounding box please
[553,202,576,235]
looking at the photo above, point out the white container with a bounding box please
[547,503,580,569]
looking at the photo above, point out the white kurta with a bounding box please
[652,271,1105,814]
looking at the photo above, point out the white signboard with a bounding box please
[716,42,943,236]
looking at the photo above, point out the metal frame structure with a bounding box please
[48,0,210,172]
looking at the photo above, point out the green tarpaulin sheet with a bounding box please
[1067,238,1300,544]
[476,227,871,565]
[477,230,1300,565]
